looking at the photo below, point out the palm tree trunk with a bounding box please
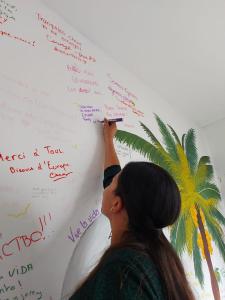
[195,205,221,300]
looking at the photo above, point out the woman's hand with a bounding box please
[103,118,117,142]
[103,118,120,168]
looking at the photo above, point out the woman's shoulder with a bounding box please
[70,247,166,300]
[104,247,147,260]
[102,247,157,273]
[104,247,142,261]
[97,247,165,299]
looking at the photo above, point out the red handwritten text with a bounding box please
[1,146,73,182]
[0,30,36,47]
[0,151,26,162]
[44,145,63,155]
[0,214,51,261]
[0,16,7,24]
[37,12,96,65]
[37,12,65,35]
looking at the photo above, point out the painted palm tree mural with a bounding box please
[115,114,225,300]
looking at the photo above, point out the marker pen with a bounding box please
[99,118,123,123]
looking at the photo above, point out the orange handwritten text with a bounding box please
[107,73,138,100]
[107,74,144,117]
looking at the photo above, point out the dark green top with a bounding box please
[69,166,166,299]
[70,247,165,300]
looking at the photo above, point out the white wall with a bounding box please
[203,118,225,199]
[0,1,224,299]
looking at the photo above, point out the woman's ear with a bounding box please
[111,196,123,213]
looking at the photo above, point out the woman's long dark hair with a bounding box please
[75,162,195,300]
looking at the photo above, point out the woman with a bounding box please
[69,119,195,300]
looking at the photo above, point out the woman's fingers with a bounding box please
[103,118,117,140]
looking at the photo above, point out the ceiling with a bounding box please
[43,0,225,128]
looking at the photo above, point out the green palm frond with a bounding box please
[184,129,198,174]
[139,122,163,148]
[197,182,221,200]
[116,130,173,175]
[170,215,186,256]
[154,114,179,162]
[197,156,211,165]
[203,165,214,182]
[138,122,182,180]
[115,130,154,160]
[182,134,186,149]
[210,208,225,226]
[168,124,181,146]
[185,214,195,255]
[195,156,214,186]
[193,227,204,286]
